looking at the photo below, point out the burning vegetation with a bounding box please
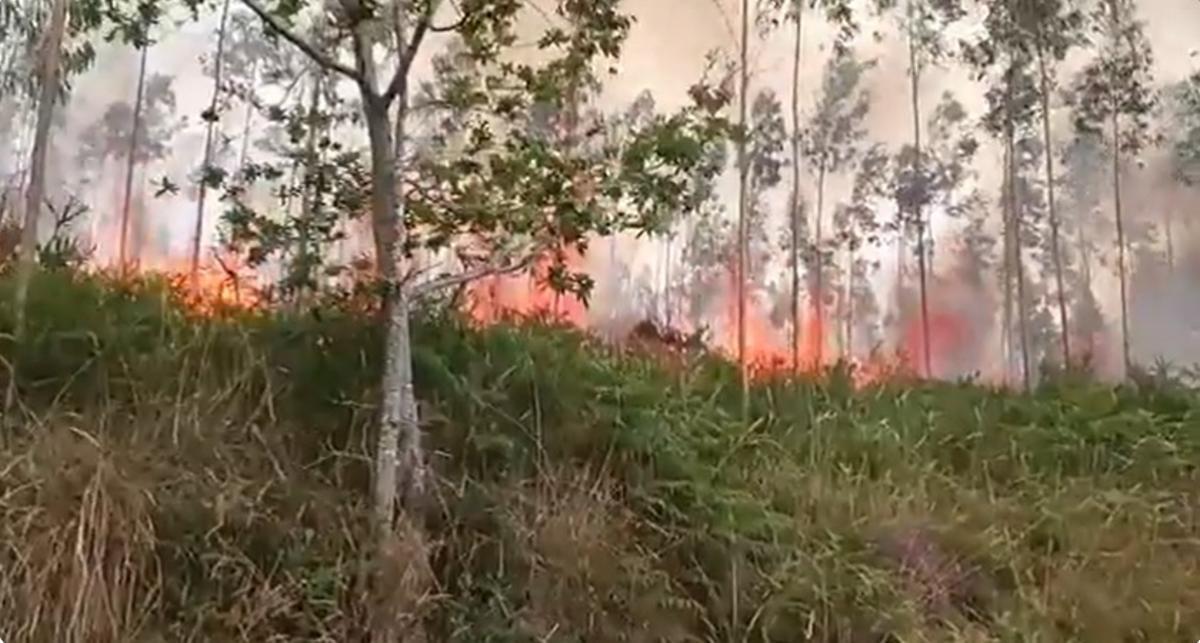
[3,0,1200,640]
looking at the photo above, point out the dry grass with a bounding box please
[2,272,1200,641]
[0,423,160,642]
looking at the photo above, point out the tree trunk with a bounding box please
[237,60,260,173]
[191,0,232,283]
[608,233,618,342]
[13,0,68,340]
[1077,220,1096,357]
[845,244,854,360]
[814,163,826,369]
[1005,63,1032,390]
[1037,44,1071,368]
[664,233,673,327]
[1001,141,1014,384]
[1011,148,1032,391]
[789,0,804,375]
[907,6,931,379]
[895,220,904,344]
[119,46,149,272]
[736,0,750,412]
[352,17,428,640]
[295,70,324,303]
[1111,110,1131,377]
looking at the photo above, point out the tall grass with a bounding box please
[1,267,1198,641]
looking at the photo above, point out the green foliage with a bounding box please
[3,272,1200,640]
[1067,0,1157,154]
[214,0,734,304]
[1167,71,1200,186]
[756,0,860,52]
[77,71,182,170]
[801,52,874,179]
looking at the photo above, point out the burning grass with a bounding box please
[1,268,1200,641]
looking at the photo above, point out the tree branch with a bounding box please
[429,15,465,32]
[382,0,438,103]
[240,0,361,82]
[409,251,540,299]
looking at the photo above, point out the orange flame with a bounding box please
[466,246,589,327]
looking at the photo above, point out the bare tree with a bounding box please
[119,45,149,271]
[1070,0,1157,377]
[191,0,232,282]
[736,0,751,412]
[13,0,68,342]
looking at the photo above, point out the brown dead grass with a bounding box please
[0,423,160,643]
[501,466,706,642]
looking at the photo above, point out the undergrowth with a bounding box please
[1,268,1199,642]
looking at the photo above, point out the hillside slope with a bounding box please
[1,270,1199,642]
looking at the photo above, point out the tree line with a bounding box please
[2,0,1199,639]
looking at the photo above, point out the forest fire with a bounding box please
[460,244,940,386]
[109,253,264,316]
[466,246,590,326]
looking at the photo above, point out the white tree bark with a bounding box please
[119,45,149,271]
[190,0,232,283]
[13,0,68,338]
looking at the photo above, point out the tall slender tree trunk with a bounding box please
[295,70,324,304]
[237,60,260,173]
[608,233,618,342]
[788,0,804,374]
[1036,44,1071,367]
[119,46,149,272]
[1010,149,1032,390]
[191,0,232,283]
[907,4,931,379]
[664,233,674,327]
[1001,144,1013,383]
[1005,63,1032,390]
[736,0,751,412]
[350,14,427,641]
[814,164,826,368]
[845,244,854,360]
[13,0,68,340]
[1077,221,1096,357]
[895,220,905,343]
[367,92,422,518]
[1111,109,1131,376]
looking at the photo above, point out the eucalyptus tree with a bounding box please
[13,0,68,345]
[857,91,979,374]
[190,0,232,280]
[835,143,888,358]
[1068,0,1157,376]
[118,45,147,269]
[4,0,164,410]
[680,143,731,327]
[758,0,858,372]
[77,70,182,264]
[962,1,1041,388]
[747,89,786,283]
[0,0,35,198]
[1170,71,1200,188]
[799,50,873,367]
[217,11,308,172]
[997,0,1084,368]
[1163,71,1200,270]
[871,0,963,378]
[1061,130,1107,359]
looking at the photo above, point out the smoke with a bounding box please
[3,0,1200,378]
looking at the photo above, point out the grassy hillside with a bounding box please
[1,268,1199,642]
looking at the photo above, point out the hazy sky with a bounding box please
[43,0,1200,372]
